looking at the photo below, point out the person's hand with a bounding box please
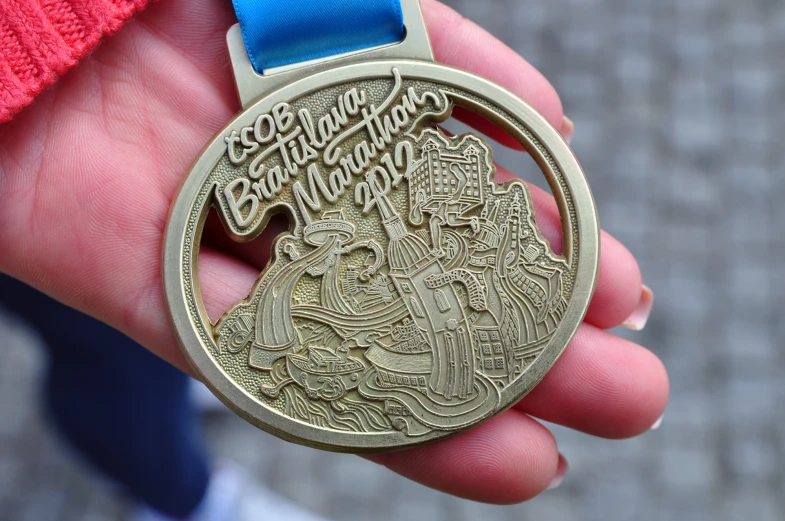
[0,0,668,502]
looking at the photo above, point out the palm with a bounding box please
[0,0,239,363]
[0,0,668,503]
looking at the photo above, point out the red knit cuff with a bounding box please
[0,0,152,124]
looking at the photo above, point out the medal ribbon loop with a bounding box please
[231,0,405,72]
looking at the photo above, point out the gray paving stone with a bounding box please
[658,446,720,494]
[720,487,783,521]
[728,434,778,480]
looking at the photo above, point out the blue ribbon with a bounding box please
[232,0,405,72]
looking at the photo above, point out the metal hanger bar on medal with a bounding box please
[231,0,405,72]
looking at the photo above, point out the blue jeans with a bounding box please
[0,275,211,518]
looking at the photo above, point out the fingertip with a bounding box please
[368,410,559,503]
[547,454,568,490]
[561,116,575,144]
[589,349,669,439]
[501,175,646,330]
[520,325,669,439]
[621,284,654,331]
[585,231,643,329]
[621,346,669,437]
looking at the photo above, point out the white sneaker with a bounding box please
[130,462,330,521]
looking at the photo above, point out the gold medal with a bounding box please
[164,0,599,451]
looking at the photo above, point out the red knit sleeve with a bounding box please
[0,0,152,123]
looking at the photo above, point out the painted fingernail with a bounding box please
[622,284,654,331]
[650,414,664,431]
[547,454,568,490]
[561,116,575,145]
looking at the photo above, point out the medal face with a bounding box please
[164,61,599,451]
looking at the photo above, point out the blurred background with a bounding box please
[2,0,784,519]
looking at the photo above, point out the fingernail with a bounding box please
[561,116,575,145]
[650,414,664,431]
[547,454,568,490]
[622,284,654,331]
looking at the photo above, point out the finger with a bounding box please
[516,323,669,439]
[494,164,644,328]
[549,453,569,490]
[452,106,527,151]
[422,0,568,141]
[368,409,559,504]
[197,245,261,323]
[130,244,261,374]
[202,210,291,271]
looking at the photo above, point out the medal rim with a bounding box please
[164,59,599,452]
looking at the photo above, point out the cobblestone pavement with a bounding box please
[2,0,785,519]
